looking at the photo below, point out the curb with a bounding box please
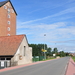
[0,58,58,73]
[64,57,70,75]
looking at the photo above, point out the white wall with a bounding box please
[11,36,32,66]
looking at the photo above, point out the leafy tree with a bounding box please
[47,47,52,56]
[57,51,67,57]
[29,44,48,56]
[52,48,58,55]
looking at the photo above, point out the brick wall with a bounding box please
[0,2,16,36]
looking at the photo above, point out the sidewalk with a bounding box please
[0,58,57,72]
[66,58,75,75]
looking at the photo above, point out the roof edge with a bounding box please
[0,0,17,15]
[14,35,25,55]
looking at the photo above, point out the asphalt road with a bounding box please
[0,57,70,75]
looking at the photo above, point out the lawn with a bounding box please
[72,57,75,62]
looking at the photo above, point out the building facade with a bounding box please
[0,35,32,69]
[0,0,17,36]
[0,0,32,69]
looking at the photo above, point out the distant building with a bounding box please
[0,0,17,36]
[69,53,75,56]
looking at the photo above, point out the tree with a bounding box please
[52,48,58,55]
[29,44,48,56]
[47,47,52,56]
[57,51,66,57]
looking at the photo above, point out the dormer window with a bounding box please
[4,5,7,9]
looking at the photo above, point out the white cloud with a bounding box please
[50,40,75,44]
[17,22,66,29]
[48,44,75,52]
[17,22,75,43]
[21,7,75,24]
[16,0,75,52]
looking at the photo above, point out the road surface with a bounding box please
[0,57,70,75]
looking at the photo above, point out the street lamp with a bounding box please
[55,43,57,57]
[44,34,46,60]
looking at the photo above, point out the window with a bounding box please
[7,27,10,31]
[8,21,10,24]
[11,9,14,13]
[8,8,10,13]
[24,46,25,56]
[4,5,7,9]
[7,34,10,36]
[8,14,10,18]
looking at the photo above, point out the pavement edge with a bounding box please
[64,57,70,75]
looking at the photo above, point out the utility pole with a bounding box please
[44,34,46,60]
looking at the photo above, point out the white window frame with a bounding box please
[7,34,10,36]
[11,9,14,13]
[8,14,10,18]
[8,21,10,25]
[7,27,10,31]
[8,8,10,13]
[4,5,7,9]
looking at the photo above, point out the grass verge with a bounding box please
[43,57,56,61]
[72,57,75,62]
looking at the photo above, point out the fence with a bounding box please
[33,56,45,62]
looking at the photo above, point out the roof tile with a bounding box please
[0,35,25,56]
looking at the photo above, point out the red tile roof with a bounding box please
[0,35,25,56]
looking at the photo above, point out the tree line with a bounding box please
[29,44,69,57]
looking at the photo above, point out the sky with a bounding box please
[1,0,75,52]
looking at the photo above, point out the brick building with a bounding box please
[0,0,17,36]
[0,0,32,69]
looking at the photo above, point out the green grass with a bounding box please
[72,57,75,62]
[43,57,56,61]
[33,57,55,62]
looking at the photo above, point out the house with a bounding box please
[69,53,75,56]
[0,0,32,69]
[0,0,17,36]
[0,35,32,69]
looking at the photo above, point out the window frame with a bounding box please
[7,21,10,25]
[7,27,10,31]
[7,34,10,36]
[4,5,7,9]
[8,14,10,18]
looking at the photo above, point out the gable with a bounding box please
[0,35,25,56]
[0,0,17,15]
[15,35,29,55]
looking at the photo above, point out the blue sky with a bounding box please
[1,0,75,52]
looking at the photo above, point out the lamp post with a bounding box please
[44,34,46,60]
[55,43,56,57]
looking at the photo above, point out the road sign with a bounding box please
[41,49,47,52]
[53,54,56,56]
